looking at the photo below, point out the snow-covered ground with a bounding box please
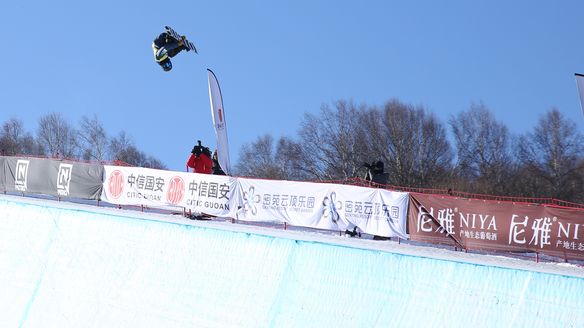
[1,193,583,327]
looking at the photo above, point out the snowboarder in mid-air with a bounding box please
[152,26,197,72]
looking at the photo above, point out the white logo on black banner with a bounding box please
[15,160,29,192]
[57,163,73,196]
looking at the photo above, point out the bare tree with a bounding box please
[449,102,513,194]
[235,134,285,179]
[297,100,370,180]
[0,118,44,156]
[109,131,133,161]
[274,137,311,181]
[355,106,387,165]
[37,112,79,158]
[376,100,454,188]
[515,108,584,201]
[142,156,167,170]
[109,131,166,169]
[78,114,108,161]
[235,135,311,180]
[285,98,453,185]
[0,118,25,155]
[109,131,143,165]
[20,134,45,156]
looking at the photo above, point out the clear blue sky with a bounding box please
[1,0,583,171]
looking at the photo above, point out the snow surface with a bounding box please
[1,194,584,327]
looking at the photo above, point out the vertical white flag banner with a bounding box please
[208,69,231,174]
[575,73,584,117]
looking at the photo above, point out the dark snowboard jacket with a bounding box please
[153,32,187,58]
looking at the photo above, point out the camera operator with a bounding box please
[362,160,388,185]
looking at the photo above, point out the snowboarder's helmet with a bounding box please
[161,59,172,72]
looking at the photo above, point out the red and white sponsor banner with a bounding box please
[235,177,409,238]
[102,166,237,217]
[409,193,584,260]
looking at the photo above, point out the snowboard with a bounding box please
[165,26,198,53]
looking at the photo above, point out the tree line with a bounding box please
[235,99,584,204]
[3,101,583,204]
[0,112,165,169]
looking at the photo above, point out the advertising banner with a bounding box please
[208,69,231,174]
[1,156,103,199]
[409,193,584,260]
[102,165,237,217]
[236,178,409,238]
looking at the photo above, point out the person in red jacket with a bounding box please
[186,141,213,174]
